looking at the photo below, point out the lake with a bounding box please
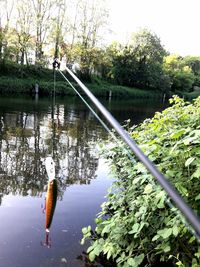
[0,95,166,267]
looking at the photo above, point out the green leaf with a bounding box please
[164,245,171,252]
[127,254,144,267]
[172,225,179,236]
[107,250,112,260]
[152,235,159,241]
[195,194,200,201]
[194,247,200,259]
[80,238,85,245]
[192,168,200,179]
[176,261,183,266]
[189,236,196,243]
[144,184,153,194]
[185,157,195,167]
[82,227,88,235]
[175,183,188,196]
[101,225,111,235]
[89,252,95,262]
[170,129,185,139]
[129,223,140,234]
[138,222,145,233]
[127,258,135,266]
[158,228,173,239]
[87,245,94,254]
[93,244,102,256]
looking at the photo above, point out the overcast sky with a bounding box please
[108,0,200,56]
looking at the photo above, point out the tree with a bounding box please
[163,55,195,92]
[183,56,200,76]
[173,67,195,92]
[111,44,138,85]
[109,29,167,89]
[69,0,109,80]
[0,0,5,59]
[0,0,14,61]
[49,0,67,60]
[31,0,54,65]
[15,0,34,65]
[130,29,167,88]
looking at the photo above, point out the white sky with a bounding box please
[108,0,200,56]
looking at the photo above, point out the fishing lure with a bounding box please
[45,177,57,231]
[42,157,58,247]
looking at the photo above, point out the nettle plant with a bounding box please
[82,96,200,267]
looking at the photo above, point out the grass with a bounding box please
[87,82,163,98]
[174,90,200,100]
[1,61,199,99]
[0,74,163,98]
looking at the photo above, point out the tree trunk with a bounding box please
[20,49,25,65]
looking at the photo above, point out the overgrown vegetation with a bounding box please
[82,96,200,267]
[1,24,200,96]
[102,32,200,94]
[0,61,164,98]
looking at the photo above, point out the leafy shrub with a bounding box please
[0,76,75,96]
[172,69,195,92]
[194,76,200,87]
[82,96,200,267]
[38,81,75,96]
[0,77,33,94]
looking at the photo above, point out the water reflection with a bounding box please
[0,96,166,267]
[0,97,106,202]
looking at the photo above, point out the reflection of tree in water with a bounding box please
[0,102,107,202]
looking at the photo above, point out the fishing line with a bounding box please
[51,68,57,159]
[53,68,56,103]
[56,67,200,241]
[58,70,139,174]
[58,70,119,143]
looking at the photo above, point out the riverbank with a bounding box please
[0,63,199,99]
[0,75,164,99]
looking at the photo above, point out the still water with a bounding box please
[0,96,166,267]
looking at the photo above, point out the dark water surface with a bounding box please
[0,96,166,267]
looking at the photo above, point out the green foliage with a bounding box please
[0,77,76,96]
[163,55,195,92]
[0,61,163,98]
[0,77,33,94]
[107,29,167,90]
[173,69,195,92]
[183,56,200,76]
[87,82,162,98]
[82,96,200,266]
[194,76,200,87]
[0,61,53,79]
[106,29,168,91]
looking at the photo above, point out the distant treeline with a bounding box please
[103,30,200,94]
[1,29,200,95]
[0,0,200,94]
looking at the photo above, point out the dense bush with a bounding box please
[0,60,66,81]
[0,77,33,94]
[0,76,75,96]
[82,96,200,267]
[172,69,195,92]
[0,76,160,97]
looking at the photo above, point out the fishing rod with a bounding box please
[55,63,200,239]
